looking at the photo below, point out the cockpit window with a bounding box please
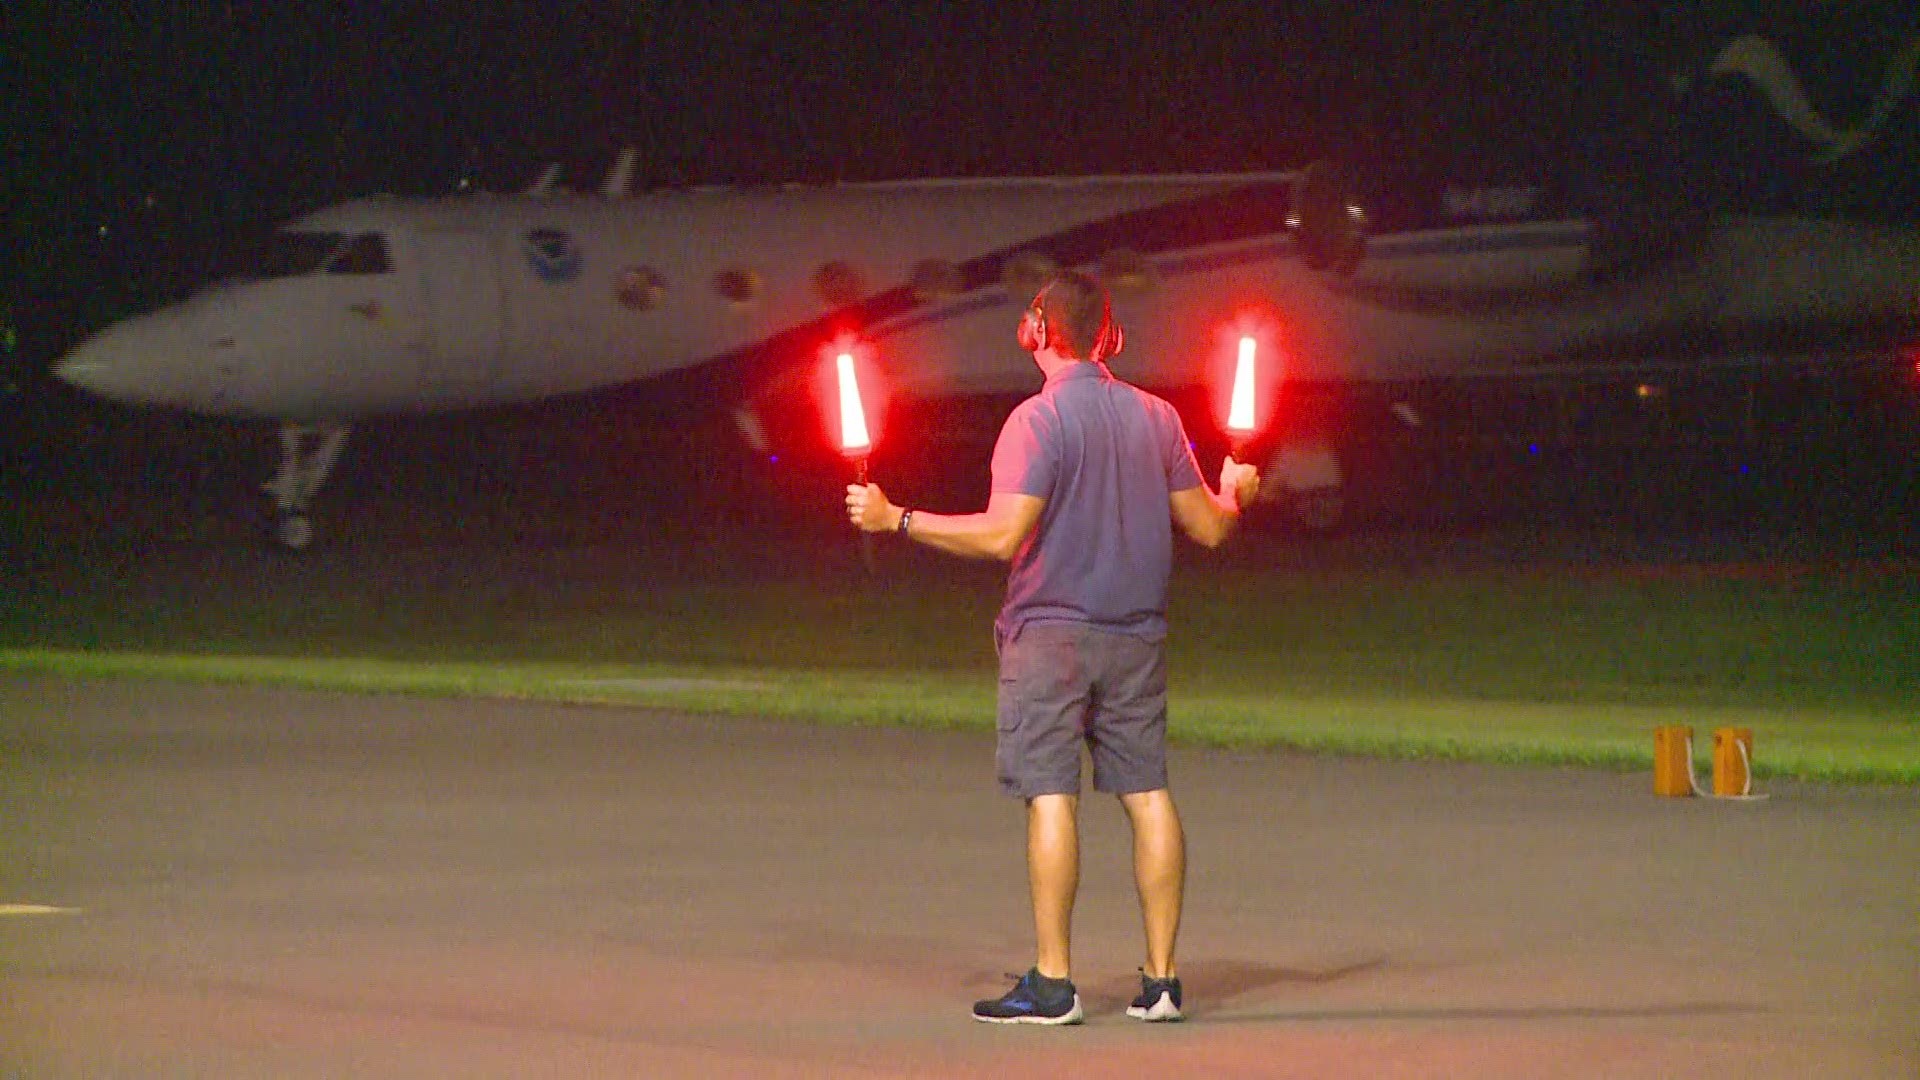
[327,233,393,275]
[258,231,346,278]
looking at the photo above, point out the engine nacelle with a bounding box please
[1260,439,1346,532]
[1289,161,1369,277]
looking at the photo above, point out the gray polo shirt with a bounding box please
[991,360,1205,645]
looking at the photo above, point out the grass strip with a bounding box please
[4,647,1913,785]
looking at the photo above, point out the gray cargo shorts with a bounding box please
[995,621,1169,799]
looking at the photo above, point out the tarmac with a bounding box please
[3,674,1915,1078]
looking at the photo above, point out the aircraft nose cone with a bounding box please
[53,341,131,401]
[52,356,105,389]
[53,325,165,405]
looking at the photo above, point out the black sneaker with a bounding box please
[971,968,1084,1025]
[1125,971,1183,1022]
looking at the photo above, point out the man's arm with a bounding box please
[1169,456,1261,549]
[846,484,1044,562]
[903,491,1045,561]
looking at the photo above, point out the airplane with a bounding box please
[51,33,1920,548]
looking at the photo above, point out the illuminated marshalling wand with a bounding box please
[837,349,873,479]
[835,349,878,573]
[1227,334,1260,456]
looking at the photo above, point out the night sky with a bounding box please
[3,1,1915,338]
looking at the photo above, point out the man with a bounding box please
[846,270,1260,1025]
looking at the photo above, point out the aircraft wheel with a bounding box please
[1291,491,1345,532]
[278,513,314,550]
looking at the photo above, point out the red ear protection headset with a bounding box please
[1017,290,1124,360]
[1017,305,1047,352]
[1095,317,1124,361]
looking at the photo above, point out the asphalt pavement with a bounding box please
[3,675,1916,1077]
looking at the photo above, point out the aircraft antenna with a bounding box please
[524,163,562,196]
[602,148,639,198]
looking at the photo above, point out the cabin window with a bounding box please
[327,233,393,275]
[713,267,761,305]
[617,266,667,310]
[258,230,346,278]
[1002,250,1058,300]
[812,260,866,307]
[1099,248,1155,292]
[908,258,961,302]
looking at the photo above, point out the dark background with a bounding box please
[8,2,1916,320]
[2,1,1916,551]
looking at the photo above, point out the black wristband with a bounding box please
[897,508,913,537]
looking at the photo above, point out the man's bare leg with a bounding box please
[1120,788,1185,978]
[1027,793,1080,979]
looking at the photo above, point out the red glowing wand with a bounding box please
[834,346,878,572]
[1227,334,1259,455]
[1217,328,1278,516]
[835,348,872,482]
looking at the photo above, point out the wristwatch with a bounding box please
[897,508,913,537]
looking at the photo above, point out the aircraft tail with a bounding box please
[1704,33,1920,164]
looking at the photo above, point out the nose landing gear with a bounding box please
[262,422,350,550]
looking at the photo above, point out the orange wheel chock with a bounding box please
[1653,725,1766,801]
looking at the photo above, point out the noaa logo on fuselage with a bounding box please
[524,228,583,283]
